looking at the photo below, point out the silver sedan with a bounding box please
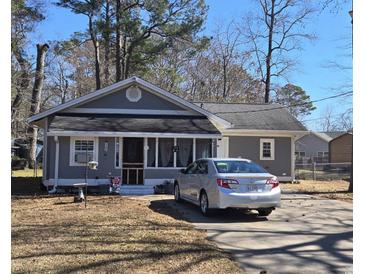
[174,158,281,216]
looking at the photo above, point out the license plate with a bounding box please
[247,184,259,192]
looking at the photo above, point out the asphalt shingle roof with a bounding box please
[48,114,221,135]
[194,102,307,131]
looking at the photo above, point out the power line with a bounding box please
[212,91,353,114]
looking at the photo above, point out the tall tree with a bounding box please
[27,43,49,168]
[11,0,45,137]
[243,0,316,102]
[274,83,316,120]
[114,0,208,80]
[57,0,103,89]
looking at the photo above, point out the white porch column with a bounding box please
[54,136,59,187]
[291,136,295,182]
[193,138,196,161]
[43,118,48,183]
[143,137,148,168]
[120,137,123,182]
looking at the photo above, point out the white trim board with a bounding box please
[222,129,309,138]
[27,76,231,128]
[63,108,199,116]
[48,131,222,139]
[47,178,109,186]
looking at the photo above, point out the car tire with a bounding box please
[200,191,211,216]
[257,208,273,216]
[174,183,181,202]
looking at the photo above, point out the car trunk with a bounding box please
[220,173,274,193]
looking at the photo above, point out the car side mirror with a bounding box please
[180,168,186,174]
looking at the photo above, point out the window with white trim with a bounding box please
[70,137,98,166]
[317,151,328,158]
[260,138,275,160]
[295,151,306,159]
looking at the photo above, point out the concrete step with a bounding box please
[120,185,154,195]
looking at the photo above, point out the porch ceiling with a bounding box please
[48,114,221,135]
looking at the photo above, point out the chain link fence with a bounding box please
[295,162,352,181]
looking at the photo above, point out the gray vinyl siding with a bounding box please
[47,136,121,180]
[47,136,215,181]
[295,134,328,159]
[228,136,292,177]
[77,87,188,111]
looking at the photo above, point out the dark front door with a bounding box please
[122,137,144,184]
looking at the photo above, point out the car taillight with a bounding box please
[266,177,279,189]
[217,178,239,189]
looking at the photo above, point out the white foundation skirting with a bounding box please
[45,178,175,187]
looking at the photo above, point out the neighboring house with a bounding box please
[329,131,353,163]
[11,138,43,161]
[28,76,308,194]
[295,131,345,163]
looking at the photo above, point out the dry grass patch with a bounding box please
[12,195,244,274]
[281,180,352,202]
[11,168,42,177]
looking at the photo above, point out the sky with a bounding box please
[31,0,353,131]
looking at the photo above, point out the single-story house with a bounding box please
[28,76,308,194]
[329,131,353,163]
[295,131,345,163]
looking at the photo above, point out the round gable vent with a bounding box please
[126,86,142,102]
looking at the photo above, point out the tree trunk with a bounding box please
[11,49,31,120]
[264,0,275,103]
[103,0,111,85]
[223,57,227,98]
[27,43,49,169]
[88,16,101,90]
[115,0,122,82]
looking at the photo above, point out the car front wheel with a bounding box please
[174,184,181,202]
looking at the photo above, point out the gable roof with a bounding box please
[329,131,353,144]
[195,102,307,131]
[311,131,347,142]
[27,76,231,128]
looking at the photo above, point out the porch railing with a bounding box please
[122,163,144,185]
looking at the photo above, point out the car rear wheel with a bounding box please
[174,184,181,202]
[257,208,273,216]
[200,191,210,216]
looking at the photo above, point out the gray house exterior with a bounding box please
[28,77,308,194]
[295,132,345,163]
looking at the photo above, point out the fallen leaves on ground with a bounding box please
[280,180,352,202]
[12,195,244,274]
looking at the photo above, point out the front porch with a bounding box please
[44,114,221,193]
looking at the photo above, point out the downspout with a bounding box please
[49,136,59,194]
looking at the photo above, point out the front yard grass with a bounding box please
[12,195,244,273]
[11,168,42,177]
[280,180,352,202]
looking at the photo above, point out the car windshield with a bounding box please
[214,160,267,173]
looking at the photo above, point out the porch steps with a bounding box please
[119,185,155,195]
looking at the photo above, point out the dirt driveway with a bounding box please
[148,194,353,274]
